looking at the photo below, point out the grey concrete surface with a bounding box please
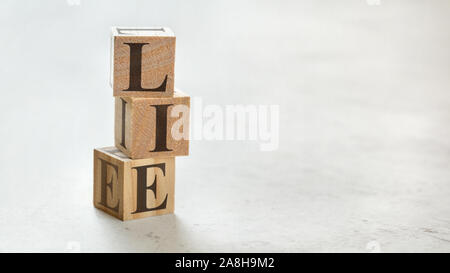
[0,0,450,252]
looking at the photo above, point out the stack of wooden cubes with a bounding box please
[93,27,190,221]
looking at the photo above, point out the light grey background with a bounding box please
[1,0,450,252]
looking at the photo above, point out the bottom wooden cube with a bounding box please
[93,146,175,221]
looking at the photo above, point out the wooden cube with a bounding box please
[93,147,175,221]
[115,89,190,159]
[110,27,175,98]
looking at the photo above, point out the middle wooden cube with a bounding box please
[115,90,190,159]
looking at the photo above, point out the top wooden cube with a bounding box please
[110,27,175,98]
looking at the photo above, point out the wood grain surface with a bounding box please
[111,27,175,98]
[114,90,190,159]
[93,147,175,221]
